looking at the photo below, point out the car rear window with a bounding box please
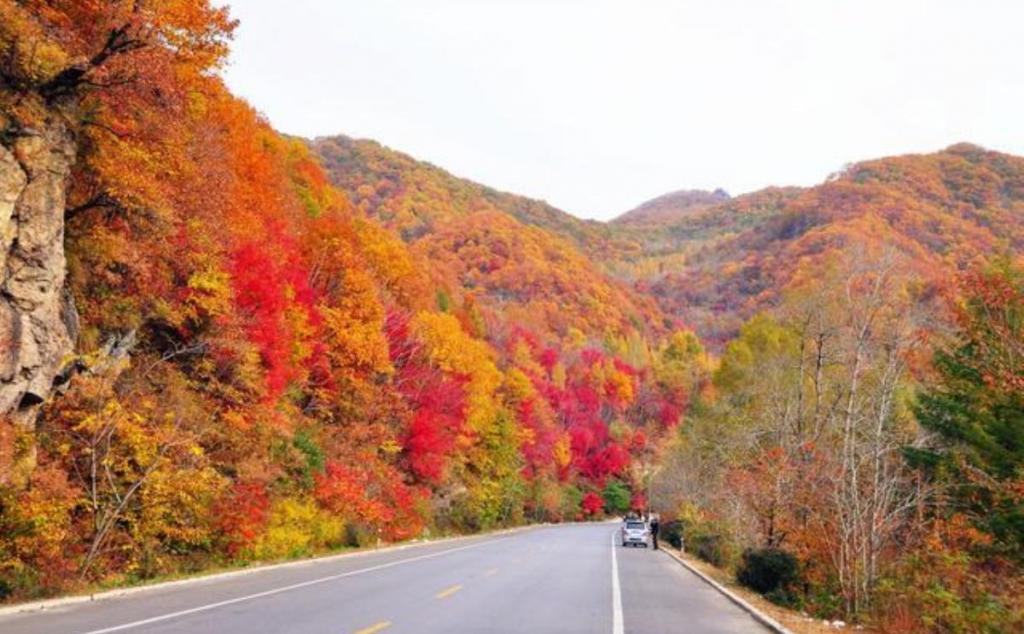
[626,521,645,529]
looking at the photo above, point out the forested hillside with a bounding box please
[622,145,1024,345]
[0,3,1021,631]
[311,135,666,337]
[631,148,1024,631]
[0,0,694,603]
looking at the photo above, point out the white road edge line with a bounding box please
[610,530,624,634]
[77,539,501,634]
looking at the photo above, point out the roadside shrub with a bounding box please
[661,520,684,549]
[736,547,801,605]
[344,522,379,548]
[561,485,583,520]
[582,491,604,516]
[673,503,737,567]
[691,533,729,567]
[0,467,79,598]
[248,498,345,560]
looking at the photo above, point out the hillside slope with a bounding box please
[0,3,693,602]
[620,144,1024,345]
[312,135,668,339]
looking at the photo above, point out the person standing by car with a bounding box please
[650,514,660,550]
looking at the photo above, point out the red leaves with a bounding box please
[314,461,427,541]
[214,482,270,557]
[630,491,647,512]
[315,462,386,522]
[386,310,470,485]
[507,329,671,489]
[582,491,603,516]
[404,375,468,484]
[539,347,559,373]
[229,240,321,398]
[656,400,681,428]
[630,428,648,452]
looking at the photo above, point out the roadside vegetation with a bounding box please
[655,257,1023,631]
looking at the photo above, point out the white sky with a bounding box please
[220,0,1024,221]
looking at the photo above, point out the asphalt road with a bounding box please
[0,522,766,634]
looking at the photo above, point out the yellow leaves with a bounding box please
[567,327,587,349]
[511,339,535,369]
[135,463,226,555]
[247,498,345,560]
[354,218,426,305]
[413,311,503,433]
[603,367,635,404]
[504,367,534,402]
[284,300,317,371]
[414,312,492,375]
[551,362,567,390]
[0,1,68,88]
[319,260,391,377]
[553,434,572,470]
[380,438,403,455]
[664,329,704,362]
[186,267,232,319]
[74,400,158,468]
[0,465,78,584]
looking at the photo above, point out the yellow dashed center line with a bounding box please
[436,583,464,599]
[484,568,499,577]
[353,621,391,634]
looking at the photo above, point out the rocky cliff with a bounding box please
[0,118,78,484]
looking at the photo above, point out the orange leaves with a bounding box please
[26,0,236,82]
[315,462,384,522]
[954,262,1024,394]
[314,461,427,541]
[312,135,664,344]
[645,147,1024,350]
[0,464,80,590]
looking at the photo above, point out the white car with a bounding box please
[621,519,650,547]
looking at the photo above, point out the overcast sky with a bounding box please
[221,0,1024,221]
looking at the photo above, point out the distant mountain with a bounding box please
[311,135,670,339]
[613,188,731,227]
[620,144,1024,345]
[311,135,633,253]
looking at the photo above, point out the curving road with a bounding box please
[0,522,766,634]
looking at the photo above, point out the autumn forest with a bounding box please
[0,2,1021,632]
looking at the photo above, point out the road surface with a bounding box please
[0,522,767,634]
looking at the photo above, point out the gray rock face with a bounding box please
[0,119,78,432]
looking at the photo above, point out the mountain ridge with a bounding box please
[612,188,731,226]
[313,136,1024,349]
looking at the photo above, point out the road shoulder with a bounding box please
[659,548,796,634]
